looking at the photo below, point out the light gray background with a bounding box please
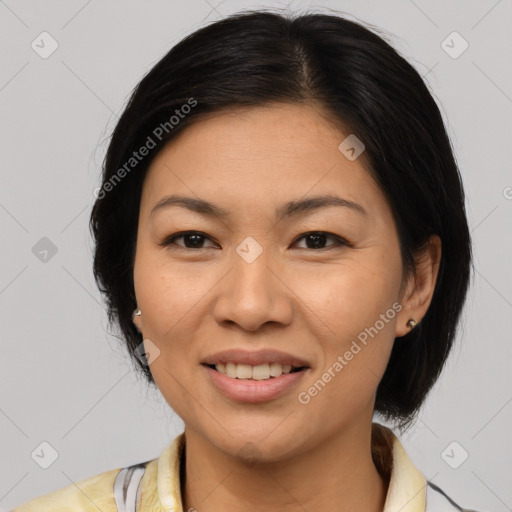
[1,1,511,510]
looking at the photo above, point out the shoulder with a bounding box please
[11,434,185,512]
[11,466,122,512]
[11,458,155,512]
[372,423,481,512]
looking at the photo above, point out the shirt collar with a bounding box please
[156,423,426,512]
[374,423,427,512]
[157,432,184,511]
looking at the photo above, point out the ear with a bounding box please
[395,234,442,338]
[133,311,143,333]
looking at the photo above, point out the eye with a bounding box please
[161,231,218,250]
[292,231,350,250]
[160,230,351,251]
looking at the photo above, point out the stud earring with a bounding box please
[133,308,141,319]
[406,318,417,329]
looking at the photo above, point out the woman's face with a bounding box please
[133,103,414,461]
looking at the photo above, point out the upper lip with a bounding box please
[201,349,311,368]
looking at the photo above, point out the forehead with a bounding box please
[140,103,386,219]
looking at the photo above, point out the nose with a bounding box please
[212,246,293,332]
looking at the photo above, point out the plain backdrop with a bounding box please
[1,1,511,510]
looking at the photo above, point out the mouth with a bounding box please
[201,362,310,403]
[202,362,309,381]
[200,349,311,402]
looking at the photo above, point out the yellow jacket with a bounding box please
[11,423,469,511]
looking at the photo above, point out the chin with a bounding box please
[206,426,306,465]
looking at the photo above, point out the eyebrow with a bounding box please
[149,194,368,221]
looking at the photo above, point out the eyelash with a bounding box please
[160,231,352,251]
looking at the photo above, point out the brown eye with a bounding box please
[162,231,218,249]
[293,232,350,250]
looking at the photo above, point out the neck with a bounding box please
[181,420,388,512]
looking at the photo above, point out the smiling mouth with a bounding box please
[204,362,309,380]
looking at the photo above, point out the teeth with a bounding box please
[214,362,295,380]
[270,362,284,377]
[236,364,253,379]
[252,363,270,380]
[225,362,237,378]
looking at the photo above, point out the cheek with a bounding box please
[148,357,206,432]
[134,242,213,339]
[134,261,205,415]
[293,254,401,404]
[290,252,402,341]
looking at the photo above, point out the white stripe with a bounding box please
[125,466,146,512]
[113,467,130,512]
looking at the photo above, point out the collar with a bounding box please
[155,423,427,512]
[373,423,427,512]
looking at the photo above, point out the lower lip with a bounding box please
[202,364,309,403]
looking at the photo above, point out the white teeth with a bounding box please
[236,364,253,379]
[269,362,282,377]
[252,364,270,380]
[214,362,297,380]
[225,362,237,378]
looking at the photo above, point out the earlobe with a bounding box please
[406,318,417,329]
[132,308,142,333]
[395,235,442,338]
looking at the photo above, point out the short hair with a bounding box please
[89,10,473,429]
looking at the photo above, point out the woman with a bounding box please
[13,9,476,512]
